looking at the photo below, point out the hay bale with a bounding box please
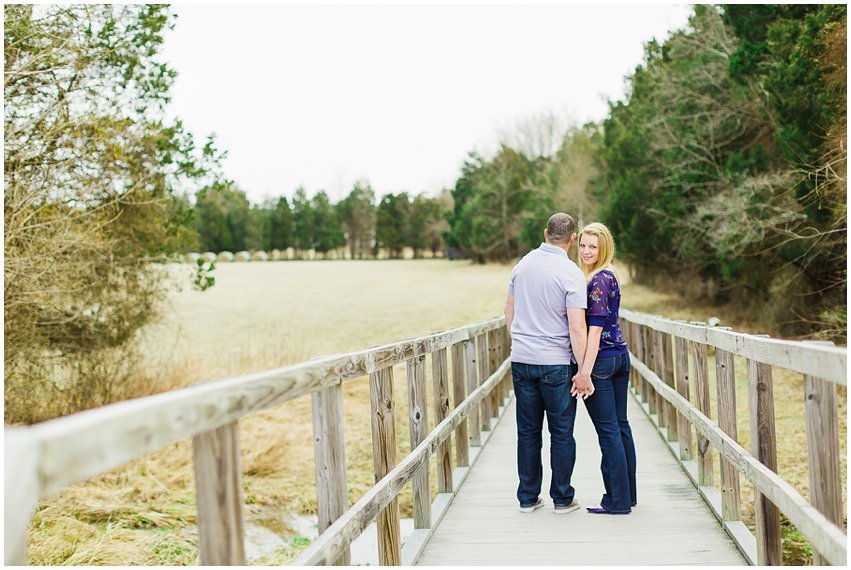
[201,252,217,263]
[423,250,434,259]
[217,251,234,262]
[285,247,295,260]
[235,250,251,262]
[325,250,338,260]
[402,247,414,260]
[184,252,201,264]
[270,249,282,261]
[252,250,269,261]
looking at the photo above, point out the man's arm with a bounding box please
[567,307,593,397]
[504,294,515,334]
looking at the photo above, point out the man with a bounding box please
[504,212,593,514]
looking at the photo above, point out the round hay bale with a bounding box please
[252,250,269,261]
[285,247,295,260]
[217,251,235,262]
[325,250,338,260]
[235,250,251,262]
[201,251,217,263]
[402,247,414,260]
[184,252,201,264]
[270,249,282,261]
[423,249,434,259]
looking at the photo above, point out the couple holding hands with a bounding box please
[504,213,637,515]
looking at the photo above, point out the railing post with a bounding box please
[464,339,481,447]
[432,348,453,494]
[488,329,501,417]
[804,369,843,566]
[477,333,492,430]
[661,332,678,443]
[637,324,649,403]
[714,347,741,522]
[369,367,401,565]
[650,329,667,422]
[311,384,351,565]
[193,422,246,565]
[451,342,469,467]
[5,430,40,566]
[746,355,781,566]
[689,327,713,486]
[407,352,431,529]
[674,334,692,460]
[501,326,512,398]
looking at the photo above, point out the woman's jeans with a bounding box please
[511,362,578,507]
[583,352,637,512]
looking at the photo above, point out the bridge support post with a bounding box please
[465,340,481,447]
[311,384,351,565]
[451,343,470,467]
[714,348,741,522]
[432,348,453,494]
[674,335,692,460]
[747,357,781,566]
[660,332,678,443]
[477,334,492,431]
[407,352,431,529]
[690,336,713,486]
[804,372,843,566]
[193,421,246,565]
[369,367,402,565]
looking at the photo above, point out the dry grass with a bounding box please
[24,260,846,565]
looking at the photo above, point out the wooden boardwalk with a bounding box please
[418,393,748,566]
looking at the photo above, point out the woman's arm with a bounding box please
[579,325,604,378]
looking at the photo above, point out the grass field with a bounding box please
[25,260,846,565]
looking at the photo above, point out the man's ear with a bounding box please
[567,232,576,249]
[544,228,549,241]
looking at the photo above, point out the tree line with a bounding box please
[442,5,846,338]
[191,181,447,259]
[5,4,845,424]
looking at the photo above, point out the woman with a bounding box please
[574,222,637,514]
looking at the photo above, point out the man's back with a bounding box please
[508,243,586,365]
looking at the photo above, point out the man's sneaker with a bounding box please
[554,499,580,514]
[519,498,545,513]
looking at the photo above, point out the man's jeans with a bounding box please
[583,353,636,512]
[512,362,578,507]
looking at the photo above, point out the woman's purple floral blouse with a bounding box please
[586,269,628,359]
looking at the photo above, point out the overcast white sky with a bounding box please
[162,3,693,204]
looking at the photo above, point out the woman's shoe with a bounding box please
[586,505,630,514]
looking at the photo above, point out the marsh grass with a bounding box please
[25,260,846,564]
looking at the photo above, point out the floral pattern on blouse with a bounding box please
[586,269,628,358]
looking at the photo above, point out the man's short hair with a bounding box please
[546,213,576,244]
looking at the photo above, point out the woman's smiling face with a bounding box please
[579,233,599,267]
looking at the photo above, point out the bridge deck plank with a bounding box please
[417,393,747,566]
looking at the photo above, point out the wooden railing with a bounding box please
[620,309,847,566]
[4,317,513,566]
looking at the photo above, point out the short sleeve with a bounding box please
[587,272,611,327]
[507,264,518,295]
[564,265,587,309]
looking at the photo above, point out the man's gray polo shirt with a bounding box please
[507,242,587,365]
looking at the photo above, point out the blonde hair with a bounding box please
[579,222,616,282]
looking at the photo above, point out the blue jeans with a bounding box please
[583,353,637,512]
[512,362,578,507]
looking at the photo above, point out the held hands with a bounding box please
[571,372,594,400]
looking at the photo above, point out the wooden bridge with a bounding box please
[5,311,848,565]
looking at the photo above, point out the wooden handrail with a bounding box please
[4,316,510,566]
[620,309,847,385]
[622,310,847,566]
[291,359,511,565]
